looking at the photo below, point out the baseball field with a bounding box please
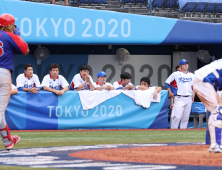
[0,129,208,170]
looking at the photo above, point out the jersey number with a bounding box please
[0,41,3,57]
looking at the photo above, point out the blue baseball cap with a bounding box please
[97,71,106,77]
[179,59,188,66]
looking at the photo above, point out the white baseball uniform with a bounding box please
[16,73,40,91]
[113,81,133,90]
[93,81,113,90]
[69,73,93,91]
[193,59,222,151]
[165,70,195,129]
[41,74,69,90]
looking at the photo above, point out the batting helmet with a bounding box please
[0,13,15,27]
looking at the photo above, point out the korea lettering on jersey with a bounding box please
[113,81,133,90]
[16,73,40,89]
[165,70,195,96]
[0,30,28,71]
[41,74,69,90]
[93,81,113,89]
[70,73,93,91]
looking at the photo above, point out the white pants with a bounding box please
[0,68,11,129]
[193,77,221,148]
[171,96,192,129]
[193,77,218,114]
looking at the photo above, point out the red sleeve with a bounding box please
[170,80,177,88]
[6,32,28,54]
[71,82,74,89]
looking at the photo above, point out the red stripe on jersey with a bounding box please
[50,74,58,79]
[118,81,121,85]
[170,80,177,88]
[96,81,99,85]
[34,83,36,87]
[71,82,74,89]
[6,32,28,54]
[88,85,90,88]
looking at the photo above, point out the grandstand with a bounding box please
[22,0,222,22]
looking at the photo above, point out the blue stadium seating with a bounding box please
[97,0,106,4]
[89,0,97,4]
[163,0,177,8]
[178,0,222,9]
[78,0,89,4]
[123,0,134,3]
[193,2,208,12]
[135,0,145,4]
[152,0,165,8]
[182,2,198,12]
[203,3,217,13]
[214,3,222,13]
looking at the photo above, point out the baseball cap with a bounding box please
[97,71,106,77]
[179,59,188,66]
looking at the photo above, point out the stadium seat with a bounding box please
[191,102,206,129]
[214,3,222,13]
[97,0,106,4]
[89,0,98,4]
[203,3,217,13]
[163,0,177,8]
[123,0,134,3]
[135,0,145,4]
[193,2,208,12]
[78,0,89,4]
[152,0,165,8]
[182,2,198,12]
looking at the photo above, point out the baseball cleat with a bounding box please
[5,135,20,151]
[209,144,222,153]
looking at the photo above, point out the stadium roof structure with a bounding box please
[1,0,222,45]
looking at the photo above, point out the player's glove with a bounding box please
[13,26,20,36]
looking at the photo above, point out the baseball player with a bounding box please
[193,59,222,152]
[136,77,162,99]
[165,59,195,129]
[93,71,115,91]
[41,63,69,95]
[113,72,135,90]
[16,64,41,94]
[0,13,29,150]
[11,84,18,95]
[69,65,95,91]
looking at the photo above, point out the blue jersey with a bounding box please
[201,69,222,91]
[0,30,28,71]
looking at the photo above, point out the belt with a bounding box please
[176,95,190,97]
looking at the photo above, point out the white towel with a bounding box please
[78,90,121,110]
[123,88,161,108]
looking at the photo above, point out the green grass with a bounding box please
[5,130,206,149]
[0,129,206,170]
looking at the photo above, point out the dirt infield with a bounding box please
[70,145,222,166]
